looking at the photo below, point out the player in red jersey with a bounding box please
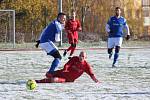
[35,51,99,83]
[63,10,82,59]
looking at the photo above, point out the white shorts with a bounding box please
[107,37,123,48]
[39,41,58,53]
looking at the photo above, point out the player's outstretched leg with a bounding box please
[35,78,52,83]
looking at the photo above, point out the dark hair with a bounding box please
[115,7,121,10]
[57,12,66,18]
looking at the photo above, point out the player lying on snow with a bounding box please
[35,51,99,83]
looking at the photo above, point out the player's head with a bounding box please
[79,51,87,62]
[71,10,76,19]
[115,7,121,17]
[57,12,66,24]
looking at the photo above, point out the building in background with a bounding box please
[142,0,150,36]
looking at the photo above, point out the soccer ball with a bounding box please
[26,80,37,90]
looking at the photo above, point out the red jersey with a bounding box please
[52,56,95,82]
[65,19,81,43]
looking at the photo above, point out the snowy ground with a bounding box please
[0,47,150,100]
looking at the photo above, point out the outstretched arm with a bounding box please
[85,63,100,83]
[90,74,99,83]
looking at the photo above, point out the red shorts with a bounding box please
[67,32,78,44]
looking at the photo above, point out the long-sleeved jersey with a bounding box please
[52,56,97,82]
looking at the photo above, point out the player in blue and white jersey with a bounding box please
[35,12,66,73]
[105,7,130,67]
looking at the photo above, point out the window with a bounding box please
[142,0,150,17]
[142,0,150,7]
[143,7,150,17]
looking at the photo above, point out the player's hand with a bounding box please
[109,30,112,33]
[77,27,82,31]
[94,79,100,83]
[35,40,40,48]
[126,35,130,40]
[108,30,113,34]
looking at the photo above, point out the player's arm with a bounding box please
[105,24,111,33]
[76,20,82,31]
[124,19,130,40]
[63,57,74,72]
[85,63,99,83]
[105,17,113,34]
[55,20,63,42]
[90,73,99,83]
[64,21,72,34]
[35,28,46,48]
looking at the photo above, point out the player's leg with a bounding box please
[35,77,66,83]
[112,37,123,67]
[107,38,114,59]
[40,41,62,73]
[112,46,120,67]
[108,48,113,59]
[48,50,62,73]
[63,38,73,57]
[46,70,66,83]
[51,77,66,83]
[35,78,52,83]
[69,43,76,58]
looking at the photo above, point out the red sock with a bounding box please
[35,78,52,83]
[70,47,76,56]
[67,46,73,52]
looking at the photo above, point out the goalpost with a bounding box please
[0,10,15,48]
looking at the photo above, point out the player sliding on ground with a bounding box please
[35,51,99,83]
[105,7,130,67]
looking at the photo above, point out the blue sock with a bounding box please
[48,58,61,73]
[113,53,119,65]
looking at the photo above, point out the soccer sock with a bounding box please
[113,53,119,65]
[67,46,73,52]
[108,48,113,54]
[70,47,76,56]
[35,78,52,83]
[49,58,61,73]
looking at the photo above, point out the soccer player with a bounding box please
[105,7,130,67]
[63,10,82,59]
[35,12,66,74]
[35,51,99,83]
